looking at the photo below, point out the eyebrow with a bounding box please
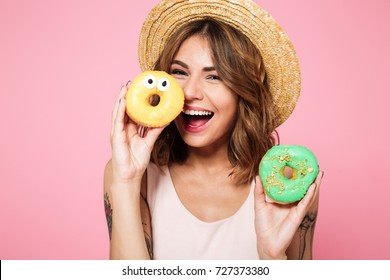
[171,60,216,72]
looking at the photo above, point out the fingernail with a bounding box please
[321,171,325,179]
[126,80,132,87]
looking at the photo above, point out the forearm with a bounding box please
[286,185,319,260]
[109,184,150,260]
[286,210,317,260]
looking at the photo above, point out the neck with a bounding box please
[185,143,233,176]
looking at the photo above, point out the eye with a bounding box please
[171,69,187,76]
[143,75,157,89]
[207,75,221,81]
[157,78,170,92]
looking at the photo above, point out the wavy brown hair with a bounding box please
[151,18,277,184]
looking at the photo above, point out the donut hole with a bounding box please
[148,94,160,107]
[281,166,298,180]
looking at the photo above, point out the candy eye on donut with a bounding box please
[157,78,170,92]
[143,75,157,89]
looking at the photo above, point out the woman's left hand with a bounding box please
[254,172,323,260]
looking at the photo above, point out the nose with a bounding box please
[182,75,203,101]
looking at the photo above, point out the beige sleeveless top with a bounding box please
[146,163,259,260]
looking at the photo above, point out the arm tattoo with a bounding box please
[298,211,317,259]
[104,192,113,240]
[104,192,153,258]
[143,226,153,259]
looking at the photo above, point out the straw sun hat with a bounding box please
[138,0,301,127]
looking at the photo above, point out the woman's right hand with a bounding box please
[110,82,166,186]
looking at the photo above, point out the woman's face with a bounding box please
[171,35,238,150]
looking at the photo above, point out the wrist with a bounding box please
[110,179,142,196]
[258,248,287,260]
[112,169,144,185]
[259,253,287,260]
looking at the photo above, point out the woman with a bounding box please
[104,0,323,260]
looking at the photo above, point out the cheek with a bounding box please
[215,95,239,130]
[215,92,238,114]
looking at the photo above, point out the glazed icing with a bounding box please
[259,145,319,203]
[126,71,184,127]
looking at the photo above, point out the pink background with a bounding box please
[1,0,389,260]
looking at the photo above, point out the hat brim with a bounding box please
[138,0,301,127]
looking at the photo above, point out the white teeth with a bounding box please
[183,109,213,116]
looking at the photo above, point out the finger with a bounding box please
[112,82,129,119]
[314,170,324,188]
[297,170,324,210]
[312,170,324,200]
[112,97,129,138]
[112,85,128,120]
[303,170,323,208]
[137,125,149,138]
[126,80,132,88]
[254,175,264,196]
[254,176,267,209]
[111,85,128,137]
[296,182,317,216]
[142,124,169,150]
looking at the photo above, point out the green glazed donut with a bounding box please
[259,145,319,204]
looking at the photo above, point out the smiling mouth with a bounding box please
[182,109,214,128]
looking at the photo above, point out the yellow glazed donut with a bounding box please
[126,71,184,127]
